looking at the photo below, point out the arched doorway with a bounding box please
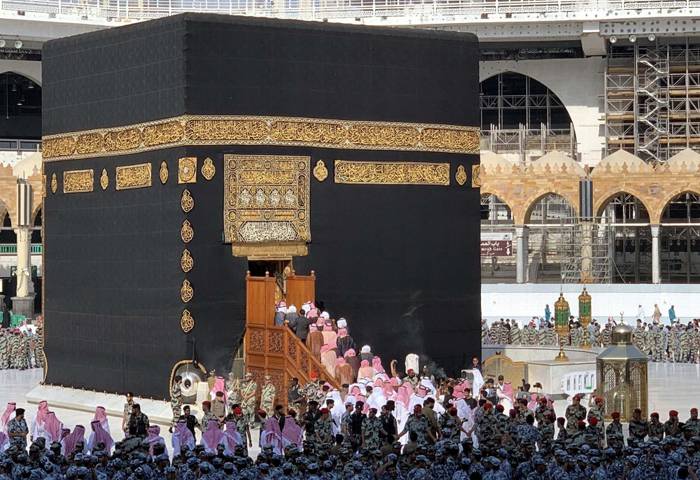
[0,72,42,146]
[480,72,574,156]
[660,192,700,283]
[481,194,515,282]
[525,193,576,282]
[599,192,651,283]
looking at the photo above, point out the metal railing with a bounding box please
[3,0,700,23]
[0,244,42,254]
[0,139,41,153]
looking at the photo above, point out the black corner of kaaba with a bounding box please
[42,13,481,397]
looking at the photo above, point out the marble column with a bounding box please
[12,226,35,318]
[515,225,529,284]
[580,221,593,283]
[651,224,661,285]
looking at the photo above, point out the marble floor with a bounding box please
[2,362,700,453]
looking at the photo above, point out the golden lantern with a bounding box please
[554,293,570,362]
[596,323,648,421]
[578,287,592,348]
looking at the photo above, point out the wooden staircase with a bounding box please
[244,271,339,408]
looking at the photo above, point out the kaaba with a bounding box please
[42,13,481,398]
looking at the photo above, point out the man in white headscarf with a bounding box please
[285,305,299,329]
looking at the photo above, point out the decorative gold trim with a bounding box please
[232,242,308,259]
[455,165,467,186]
[334,160,450,186]
[178,157,197,184]
[100,169,109,190]
[63,169,94,193]
[42,175,47,197]
[50,173,57,194]
[180,279,194,303]
[181,189,194,213]
[472,164,481,188]
[201,157,215,180]
[180,309,195,333]
[116,163,152,190]
[223,155,310,245]
[181,249,194,273]
[159,161,169,184]
[313,160,328,182]
[181,219,194,243]
[42,114,481,161]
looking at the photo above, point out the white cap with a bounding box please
[361,345,371,354]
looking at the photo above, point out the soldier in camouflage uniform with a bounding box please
[652,323,665,362]
[541,325,557,346]
[693,325,700,363]
[680,325,692,363]
[565,394,587,436]
[601,321,614,347]
[664,410,683,438]
[669,324,681,363]
[685,408,700,437]
[482,320,493,345]
[628,408,648,447]
[509,321,522,345]
[361,408,383,450]
[0,329,8,369]
[399,405,433,446]
[315,408,335,446]
[605,412,624,449]
[648,412,665,442]
[633,321,645,353]
[587,396,605,441]
[570,324,583,348]
[440,407,464,443]
[170,375,184,427]
[537,412,556,454]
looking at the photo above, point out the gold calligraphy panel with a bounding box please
[42,115,480,161]
[116,163,152,190]
[223,155,310,247]
[63,169,94,193]
[334,160,450,186]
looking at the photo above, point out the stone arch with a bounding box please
[0,61,42,86]
[523,191,578,225]
[479,70,574,133]
[595,191,652,221]
[480,57,605,165]
[480,192,514,224]
[659,190,700,223]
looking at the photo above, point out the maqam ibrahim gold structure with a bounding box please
[596,323,648,421]
[554,293,570,362]
[578,287,592,348]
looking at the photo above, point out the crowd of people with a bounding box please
[0,313,44,371]
[483,303,700,363]
[4,371,700,478]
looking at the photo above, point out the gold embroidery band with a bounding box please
[334,160,450,186]
[115,163,152,190]
[42,115,480,161]
[63,169,94,193]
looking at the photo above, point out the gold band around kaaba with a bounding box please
[42,114,480,161]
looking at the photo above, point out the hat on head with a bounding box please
[589,417,598,426]
[360,345,371,354]
[337,318,347,329]
[670,410,679,417]
[611,412,620,419]
[495,404,504,412]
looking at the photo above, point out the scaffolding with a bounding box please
[605,39,700,164]
[559,219,613,284]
